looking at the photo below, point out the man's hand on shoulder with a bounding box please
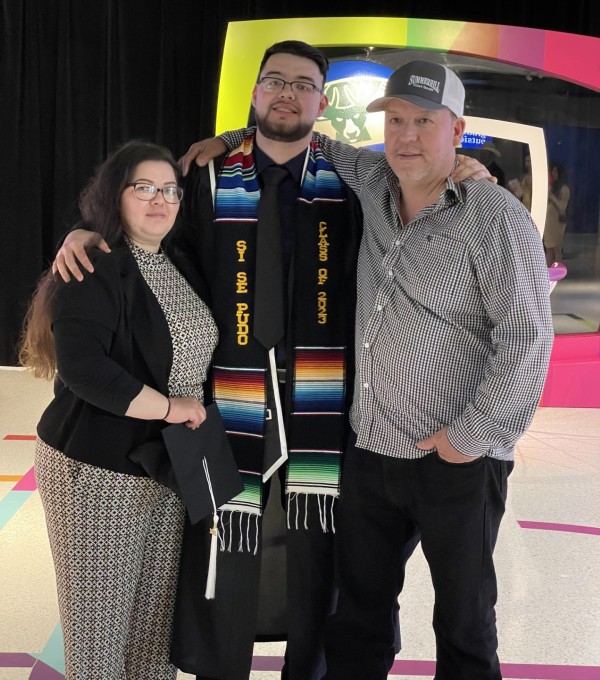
[53,229,110,283]
[178,137,228,176]
[452,154,497,184]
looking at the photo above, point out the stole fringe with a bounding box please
[213,495,337,561]
[217,510,259,555]
[286,493,337,533]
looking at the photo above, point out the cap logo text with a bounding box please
[408,75,440,93]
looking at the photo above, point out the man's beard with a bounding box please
[255,110,314,143]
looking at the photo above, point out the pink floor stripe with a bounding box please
[0,653,32,667]
[250,657,600,678]
[390,659,435,675]
[29,659,64,679]
[518,520,600,536]
[12,466,37,491]
[389,661,600,678]
[3,434,36,440]
[250,656,284,671]
[0,655,597,678]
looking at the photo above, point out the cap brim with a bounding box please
[366,94,447,113]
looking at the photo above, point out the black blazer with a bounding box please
[37,239,209,476]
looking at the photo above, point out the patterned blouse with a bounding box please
[127,239,218,402]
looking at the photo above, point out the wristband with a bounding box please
[163,398,171,420]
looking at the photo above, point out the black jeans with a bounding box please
[324,438,513,680]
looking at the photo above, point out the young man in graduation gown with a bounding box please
[171,41,363,680]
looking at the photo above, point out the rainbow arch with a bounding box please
[216,16,600,132]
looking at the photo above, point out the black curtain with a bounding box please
[1,0,599,365]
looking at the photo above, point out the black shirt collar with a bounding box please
[254,143,306,184]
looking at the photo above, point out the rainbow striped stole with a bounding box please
[210,134,356,537]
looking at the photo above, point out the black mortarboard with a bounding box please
[161,403,243,525]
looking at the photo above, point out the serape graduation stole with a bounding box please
[209,133,359,543]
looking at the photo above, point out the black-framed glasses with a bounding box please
[125,182,184,204]
[258,77,322,95]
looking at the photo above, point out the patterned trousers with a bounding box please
[35,440,185,680]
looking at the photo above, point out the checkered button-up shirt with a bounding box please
[313,133,553,460]
[220,129,554,461]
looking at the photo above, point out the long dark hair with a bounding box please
[19,139,180,378]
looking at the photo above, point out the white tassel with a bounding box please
[202,458,219,599]
[205,512,218,599]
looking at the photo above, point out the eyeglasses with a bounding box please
[125,182,184,204]
[258,77,322,95]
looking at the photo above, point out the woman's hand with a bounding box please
[126,386,206,429]
[164,396,207,430]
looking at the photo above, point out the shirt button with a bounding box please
[364,342,369,348]
[377,305,383,311]
[388,270,393,277]
[395,240,401,246]
[363,383,369,389]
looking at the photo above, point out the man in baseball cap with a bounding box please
[315,59,553,680]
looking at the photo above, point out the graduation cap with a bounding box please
[162,402,244,599]
[130,402,243,598]
[161,402,243,526]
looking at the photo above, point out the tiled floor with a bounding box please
[1,367,599,680]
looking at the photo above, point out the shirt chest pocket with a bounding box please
[399,232,480,312]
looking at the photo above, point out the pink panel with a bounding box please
[497,25,545,71]
[13,466,37,492]
[545,32,600,91]
[540,332,600,407]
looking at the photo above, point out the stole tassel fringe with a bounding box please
[286,493,337,532]
[217,510,260,555]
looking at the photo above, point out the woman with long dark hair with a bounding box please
[20,139,218,679]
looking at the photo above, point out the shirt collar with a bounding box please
[385,159,464,208]
[385,160,464,222]
[254,143,306,184]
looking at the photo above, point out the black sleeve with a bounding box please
[52,251,143,414]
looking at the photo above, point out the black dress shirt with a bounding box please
[254,144,306,370]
